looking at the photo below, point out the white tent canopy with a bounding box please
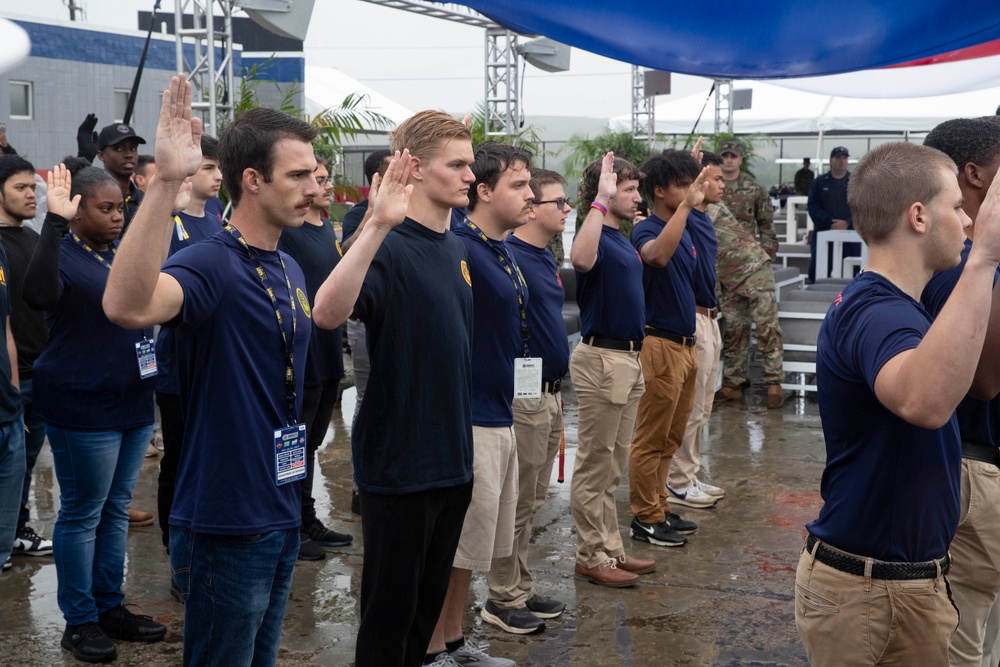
[610,81,1000,135]
[304,65,413,131]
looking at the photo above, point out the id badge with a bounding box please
[135,339,158,379]
[274,424,307,486]
[513,357,543,399]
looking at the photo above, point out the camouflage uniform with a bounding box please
[547,233,565,268]
[708,202,784,386]
[721,173,778,261]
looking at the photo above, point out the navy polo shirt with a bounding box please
[809,273,960,562]
[156,210,224,395]
[921,239,1000,447]
[352,217,474,494]
[277,218,345,386]
[454,220,527,427]
[631,213,697,337]
[508,235,570,383]
[162,231,311,534]
[688,209,719,309]
[34,236,154,430]
[576,225,645,341]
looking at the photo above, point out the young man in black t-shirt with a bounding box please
[314,111,480,667]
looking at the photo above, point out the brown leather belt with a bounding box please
[695,305,718,319]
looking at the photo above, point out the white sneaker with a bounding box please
[694,477,726,499]
[450,639,515,667]
[12,526,53,556]
[428,653,460,667]
[667,483,718,509]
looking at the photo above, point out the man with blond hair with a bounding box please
[313,110,476,667]
[796,141,1000,667]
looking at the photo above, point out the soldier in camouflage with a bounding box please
[718,140,778,261]
[708,198,784,408]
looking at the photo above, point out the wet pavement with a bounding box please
[0,380,825,666]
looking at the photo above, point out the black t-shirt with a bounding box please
[0,243,21,423]
[0,226,47,378]
[353,217,474,494]
[341,199,368,243]
[277,218,344,386]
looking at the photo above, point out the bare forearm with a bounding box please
[570,205,607,273]
[643,204,690,267]
[877,257,996,426]
[313,222,391,328]
[104,178,180,325]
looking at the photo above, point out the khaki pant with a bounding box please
[629,336,698,523]
[669,313,721,490]
[453,426,518,572]
[795,541,958,667]
[569,343,643,569]
[487,392,563,609]
[948,458,1000,667]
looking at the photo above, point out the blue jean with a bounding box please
[48,423,153,624]
[170,527,299,667]
[0,415,26,563]
[18,378,47,531]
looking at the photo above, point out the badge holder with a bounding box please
[514,357,543,399]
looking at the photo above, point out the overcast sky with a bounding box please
[22,0,712,119]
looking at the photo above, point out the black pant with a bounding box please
[155,391,184,548]
[299,379,342,523]
[355,481,473,667]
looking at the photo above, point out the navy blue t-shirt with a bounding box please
[341,199,368,243]
[809,273,960,562]
[921,239,1000,447]
[353,217,474,494]
[155,210,224,395]
[454,221,527,427]
[576,225,645,341]
[0,244,21,425]
[33,236,154,430]
[161,230,311,534]
[688,209,719,309]
[631,214,697,337]
[278,219,345,386]
[508,235,570,383]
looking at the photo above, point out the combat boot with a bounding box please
[767,384,784,409]
[715,385,743,402]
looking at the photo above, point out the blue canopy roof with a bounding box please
[449,1,1000,79]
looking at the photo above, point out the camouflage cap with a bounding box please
[719,140,744,157]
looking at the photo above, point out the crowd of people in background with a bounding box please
[0,71,999,667]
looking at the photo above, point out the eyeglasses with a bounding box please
[533,197,572,209]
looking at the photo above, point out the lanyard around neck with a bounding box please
[462,217,530,357]
[224,224,299,425]
[71,232,115,270]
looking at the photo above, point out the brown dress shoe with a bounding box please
[615,554,656,575]
[715,385,743,402]
[767,384,785,409]
[575,559,639,587]
[128,508,154,527]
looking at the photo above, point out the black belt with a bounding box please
[645,326,696,347]
[583,336,642,352]
[962,441,1000,466]
[805,534,949,580]
[542,378,562,394]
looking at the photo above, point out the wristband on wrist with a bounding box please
[590,201,608,216]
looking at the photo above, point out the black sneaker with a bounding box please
[630,516,687,547]
[12,526,53,556]
[351,490,362,515]
[665,512,698,535]
[480,600,545,635]
[525,594,565,619]
[2,556,10,571]
[297,535,326,561]
[98,604,166,643]
[61,622,117,663]
[303,518,352,547]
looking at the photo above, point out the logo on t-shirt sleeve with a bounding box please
[296,288,312,319]
[461,260,472,286]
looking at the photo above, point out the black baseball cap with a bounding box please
[830,146,849,158]
[98,123,147,150]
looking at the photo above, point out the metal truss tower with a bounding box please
[631,65,654,146]
[714,78,733,134]
[174,0,235,136]
[485,28,519,138]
